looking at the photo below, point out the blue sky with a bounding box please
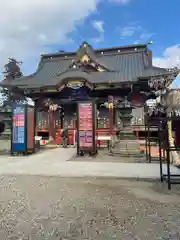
[2,0,180,87]
[68,0,179,53]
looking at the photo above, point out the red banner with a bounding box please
[78,102,93,148]
[27,107,35,149]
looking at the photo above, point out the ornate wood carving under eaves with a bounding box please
[148,107,180,118]
[148,75,172,90]
[36,97,62,112]
[148,67,180,90]
[69,59,101,71]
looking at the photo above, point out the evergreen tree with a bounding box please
[0,58,25,106]
[3,58,23,80]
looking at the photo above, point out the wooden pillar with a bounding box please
[135,130,139,139]
[108,96,114,136]
[108,96,114,154]
[109,107,113,136]
[49,111,56,140]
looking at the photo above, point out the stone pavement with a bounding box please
[0,148,179,179]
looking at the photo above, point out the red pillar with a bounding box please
[49,111,56,140]
[136,130,139,139]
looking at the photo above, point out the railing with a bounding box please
[145,113,180,190]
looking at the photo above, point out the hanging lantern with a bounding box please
[108,103,114,109]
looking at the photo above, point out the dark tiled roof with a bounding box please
[97,52,144,74]
[140,66,170,78]
[2,58,73,87]
[3,52,145,88]
[41,42,148,58]
[2,42,175,89]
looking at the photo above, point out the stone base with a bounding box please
[113,139,143,158]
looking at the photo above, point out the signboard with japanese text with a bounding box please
[78,102,93,149]
[12,104,26,151]
[11,104,35,154]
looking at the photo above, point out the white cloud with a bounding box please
[91,20,104,43]
[119,22,154,43]
[139,33,154,41]
[119,22,143,38]
[92,20,104,33]
[153,44,180,68]
[0,0,100,75]
[120,26,141,37]
[134,32,154,44]
[139,33,153,40]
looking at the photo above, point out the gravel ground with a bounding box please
[0,176,180,239]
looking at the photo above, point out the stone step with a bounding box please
[114,129,142,157]
[118,140,140,145]
[118,139,139,142]
[120,130,134,134]
[117,148,141,152]
[117,147,140,152]
[120,136,137,140]
[115,149,141,154]
[112,151,145,158]
[116,142,140,150]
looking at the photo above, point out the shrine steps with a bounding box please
[113,139,144,158]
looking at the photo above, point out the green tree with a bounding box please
[0,58,26,106]
[3,58,23,80]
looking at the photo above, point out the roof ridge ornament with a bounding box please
[83,42,87,48]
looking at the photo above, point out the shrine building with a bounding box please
[2,41,179,145]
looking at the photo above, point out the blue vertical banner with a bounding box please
[11,104,26,152]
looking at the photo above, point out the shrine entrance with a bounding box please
[60,84,91,127]
[62,101,77,129]
[53,84,91,146]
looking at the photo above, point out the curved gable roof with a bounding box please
[5,51,145,88]
[3,41,178,89]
